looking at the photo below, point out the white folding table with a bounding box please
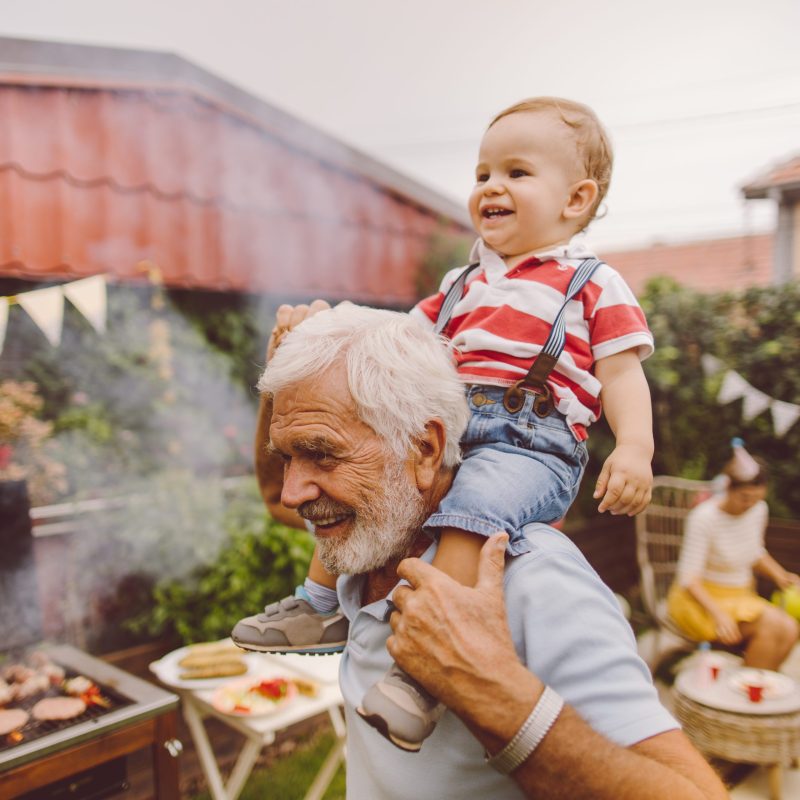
[168,653,345,800]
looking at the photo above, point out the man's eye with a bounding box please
[509,168,528,178]
[475,173,489,183]
[315,453,338,468]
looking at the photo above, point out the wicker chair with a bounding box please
[635,475,715,668]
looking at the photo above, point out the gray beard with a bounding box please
[307,462,428,575]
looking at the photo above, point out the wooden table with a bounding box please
[153,651,345,800]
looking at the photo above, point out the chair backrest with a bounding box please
[635,475,714,627]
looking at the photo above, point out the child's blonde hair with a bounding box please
[490,97,613,223]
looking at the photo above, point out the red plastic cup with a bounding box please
[746,683,764,702]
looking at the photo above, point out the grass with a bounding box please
[191,731,346,800]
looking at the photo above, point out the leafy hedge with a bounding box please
[124,476,314,645]
[569,277,800,523]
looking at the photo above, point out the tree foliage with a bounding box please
[570,277,800,522]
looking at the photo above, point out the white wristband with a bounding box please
[486,686,564,775]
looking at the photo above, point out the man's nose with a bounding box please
[280,460,321,508]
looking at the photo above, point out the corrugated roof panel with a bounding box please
[0,65,471,305]
[600,235,773,295]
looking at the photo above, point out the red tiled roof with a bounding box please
[600,234,773,296]
[0,38,471,306]
[742,154,800,199]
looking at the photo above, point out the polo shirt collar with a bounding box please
[337,540,438,621]
[468,237,597,277]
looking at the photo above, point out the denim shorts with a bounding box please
[423,384,589,556]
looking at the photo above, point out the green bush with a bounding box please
[569,277,800,523]
[127,484,315,645]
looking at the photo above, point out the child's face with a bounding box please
[468,110,587,265]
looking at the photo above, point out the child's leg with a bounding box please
[432,527,486,587]
[307,547,338,588]
[303,547,339,613]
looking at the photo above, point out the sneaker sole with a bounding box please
[231,638,346,655]
[356,706,422,753]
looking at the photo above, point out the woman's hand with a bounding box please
[712,611,742,645]
[777,571,800,591]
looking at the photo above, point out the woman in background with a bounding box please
[668,442,800,670]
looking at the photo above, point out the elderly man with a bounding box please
[245,302,726,800]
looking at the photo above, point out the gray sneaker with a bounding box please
[231,588,348,654]
[357,663,444,752]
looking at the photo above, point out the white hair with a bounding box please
[258,303,469,467]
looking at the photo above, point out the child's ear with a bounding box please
[412,420,446,491]
[563,179,599,221]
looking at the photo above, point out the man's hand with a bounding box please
[267,300,330,360]
[593,443,653,516]
[387,532,523,719]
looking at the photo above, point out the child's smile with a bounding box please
[468,110,594,270]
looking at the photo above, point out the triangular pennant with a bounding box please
[0,297,7,356]
[771,399,800,438]
[717,371,750,405]
[701,353,723,376]
[62,275,107,334]
[17,286,64,346]
[741,384,771,421]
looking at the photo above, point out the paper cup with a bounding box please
[746,682,765,702]
[707,654,727,681]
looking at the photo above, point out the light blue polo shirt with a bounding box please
[337,523,677,800]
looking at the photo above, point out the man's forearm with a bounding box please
[254,394,305,529]
[462,666,727,800]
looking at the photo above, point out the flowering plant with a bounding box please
[0,380,67,504]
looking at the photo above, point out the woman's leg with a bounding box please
[739,605,799,669]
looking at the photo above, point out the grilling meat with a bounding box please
[32,696,87,721]
[0,708,29,735]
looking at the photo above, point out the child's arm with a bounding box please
[593,350,654,516]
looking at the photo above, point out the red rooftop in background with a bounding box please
[0,37,471,306]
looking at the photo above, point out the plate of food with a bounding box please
[211,676,297,717]
[728,668,797,701]
[149,639,259,690]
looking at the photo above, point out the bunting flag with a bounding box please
[710,360,800,438]
[0,297,7,356]
[17,285,64,347]
[771,400,800,438]
[62,275,107,334]
[1,275,108,353]
[717,371,751,405]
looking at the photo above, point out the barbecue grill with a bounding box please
[1,644,180,799]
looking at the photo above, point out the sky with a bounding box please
[0,0,799,250]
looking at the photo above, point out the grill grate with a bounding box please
[1,666,134,754]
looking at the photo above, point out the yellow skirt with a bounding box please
[667,581,770,642]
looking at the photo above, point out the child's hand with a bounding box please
[593,443,653,516]
[267,300,330,360]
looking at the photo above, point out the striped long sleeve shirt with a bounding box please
[676,497,768,587]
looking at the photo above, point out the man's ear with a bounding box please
[412,419,446,492]
[563,178,599,221]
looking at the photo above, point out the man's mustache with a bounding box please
[298,496,353,522]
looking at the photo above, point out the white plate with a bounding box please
[675,665,800,715]
[211,676,297,717]
[728,668,796,701]
[149,640,262,690]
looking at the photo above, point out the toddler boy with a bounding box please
[233,97,654,752]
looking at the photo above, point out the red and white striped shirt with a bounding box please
[410,240,654,437]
